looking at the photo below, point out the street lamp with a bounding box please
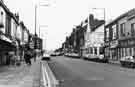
[35,3,50,37]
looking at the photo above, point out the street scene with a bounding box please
[0,0,135,87]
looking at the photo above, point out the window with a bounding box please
[121,48,123,57]
[106,28,109,41]
[112,25,117,39]
[99,47,104,54]
[94,47,97,55]
[131,23,135,33]
[123,48,125,57]
[120,23,125,36]
[0,11,3,25]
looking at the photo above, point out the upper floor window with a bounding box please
[112,25,117,39]
[120,23,125,36]
[131,23,135,33]
[0,11,3,25]
[106,28,109,41]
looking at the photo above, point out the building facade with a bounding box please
[0,1,19,65]
[83,14,105,58]
[105,20,118,61]
[105,8,135,62]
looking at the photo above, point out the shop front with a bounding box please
[109,40,119,61]
[104,42,110,59]
[119,39,135,59]
[0,36,17,65]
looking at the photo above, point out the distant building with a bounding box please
[83,14,105,57]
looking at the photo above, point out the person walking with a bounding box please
[34,51,36,62]
[24,51,32,65]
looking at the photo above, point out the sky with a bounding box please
[3,0,135,50]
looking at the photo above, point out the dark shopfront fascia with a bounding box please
[104,42,110,59]
[109,40,119,61]
[0,38,17,65]
[119,38,135,59]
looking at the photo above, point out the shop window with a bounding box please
[94,47,97,55]
[129,48,132,56]
[99,47,104,54]
[123,48,125,57]
[122,48,124,57]
[132,48,134,56]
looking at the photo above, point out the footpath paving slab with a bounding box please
[0,59,42,87]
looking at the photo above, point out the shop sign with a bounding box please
[120,40,135,47]
[104,42,110,46]
[110,40,118,48]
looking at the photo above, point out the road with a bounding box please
[48,56,135,87]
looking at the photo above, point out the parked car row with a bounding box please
[41,51,135,69]
[83,54,108,63]
[64,53,80,58]
[50,52,63,56]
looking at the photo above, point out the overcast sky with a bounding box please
[3,0,135,50]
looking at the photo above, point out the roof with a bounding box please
[91,20,105,32]
[106,8,135,27]
[0,1,19,24]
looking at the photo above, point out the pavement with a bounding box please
[0,58,42,87]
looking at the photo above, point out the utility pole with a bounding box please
[35,5,37,36]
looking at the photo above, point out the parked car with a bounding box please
[87,54,99,62]
[120,56,135,68]
[98,55,108,63]
[50,53,57,56]
[42,53,51,61]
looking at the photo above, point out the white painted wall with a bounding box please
[23,29,28,43]
[16,25,22,41]
[89,25,104,47]
[11,18,17,38]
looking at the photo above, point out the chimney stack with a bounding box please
[15,13,19,21]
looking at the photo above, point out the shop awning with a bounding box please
[0,39,16,51]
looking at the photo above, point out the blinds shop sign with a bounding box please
[110,40,118,48]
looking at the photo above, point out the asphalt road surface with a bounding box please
[48,56,135,87]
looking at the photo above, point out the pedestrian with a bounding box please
[34,51,36,62]
[24,51,32,65]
